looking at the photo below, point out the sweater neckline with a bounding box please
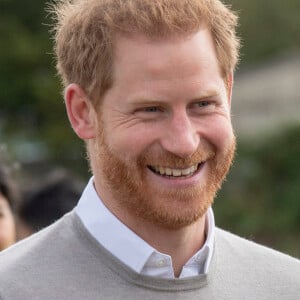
[67,210,215,291]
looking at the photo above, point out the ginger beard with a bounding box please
[94,127,236,230]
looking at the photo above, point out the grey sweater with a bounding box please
[0,211,299,299]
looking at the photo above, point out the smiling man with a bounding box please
[0,0,299,299]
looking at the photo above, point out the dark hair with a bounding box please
[18,170,83,232]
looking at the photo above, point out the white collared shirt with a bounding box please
[75,177,215,279]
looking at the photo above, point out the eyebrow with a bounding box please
[129,89,221,105]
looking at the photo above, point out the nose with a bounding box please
[160,110,200,158]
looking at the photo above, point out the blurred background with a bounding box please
[0,0,299,256]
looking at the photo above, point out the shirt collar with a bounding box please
[75,177,215,277]
[75,177,154,272]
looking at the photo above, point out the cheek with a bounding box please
[106,126,159,159]
[202,117,234,150]
[0,217,15,239]
[0,228,15,250]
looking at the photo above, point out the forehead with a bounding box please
[107,28,224,103]
[112,27,220,81]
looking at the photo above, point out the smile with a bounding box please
[148,163,203,178]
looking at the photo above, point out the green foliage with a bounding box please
[227,0,300,64]
[215,126,300,257]
[0,0,82,169]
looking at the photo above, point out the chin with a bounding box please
[131,187,215,230]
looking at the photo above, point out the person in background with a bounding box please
[0,165,17,251]
[17,169,84,239]
[0,0,299,299]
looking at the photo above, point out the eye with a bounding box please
[143,106,159,112]
[196,101,210,107]
[134,105,165,121]
[136,105,164,114]
[188,99,217,115]
[189,100,213,109]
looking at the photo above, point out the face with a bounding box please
[91,27,235,230]
[0,194,16,250]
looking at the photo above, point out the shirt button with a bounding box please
[156,259,165,267]
[196,255,203,262]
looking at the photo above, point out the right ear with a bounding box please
[64,84,97,140]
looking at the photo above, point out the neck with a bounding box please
[131,217,207,277]
[114,205,207,277]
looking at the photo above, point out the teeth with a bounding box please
[159,167,164,175]
[172,169,181,177]
[181,167,193,176]
[166,168,172,176]
[152,164,199,177]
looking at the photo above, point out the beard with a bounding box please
[93,127,236,230]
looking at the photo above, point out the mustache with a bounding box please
[138,147,216,168]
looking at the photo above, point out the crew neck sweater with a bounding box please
[0,211,299,299]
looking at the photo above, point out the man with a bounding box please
[0,0,299,299]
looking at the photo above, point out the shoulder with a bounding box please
[0,211,83,297]
[0,210,88,265]
[214,227,300,284]
[215,227,299,262]
[0,210,131,300]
